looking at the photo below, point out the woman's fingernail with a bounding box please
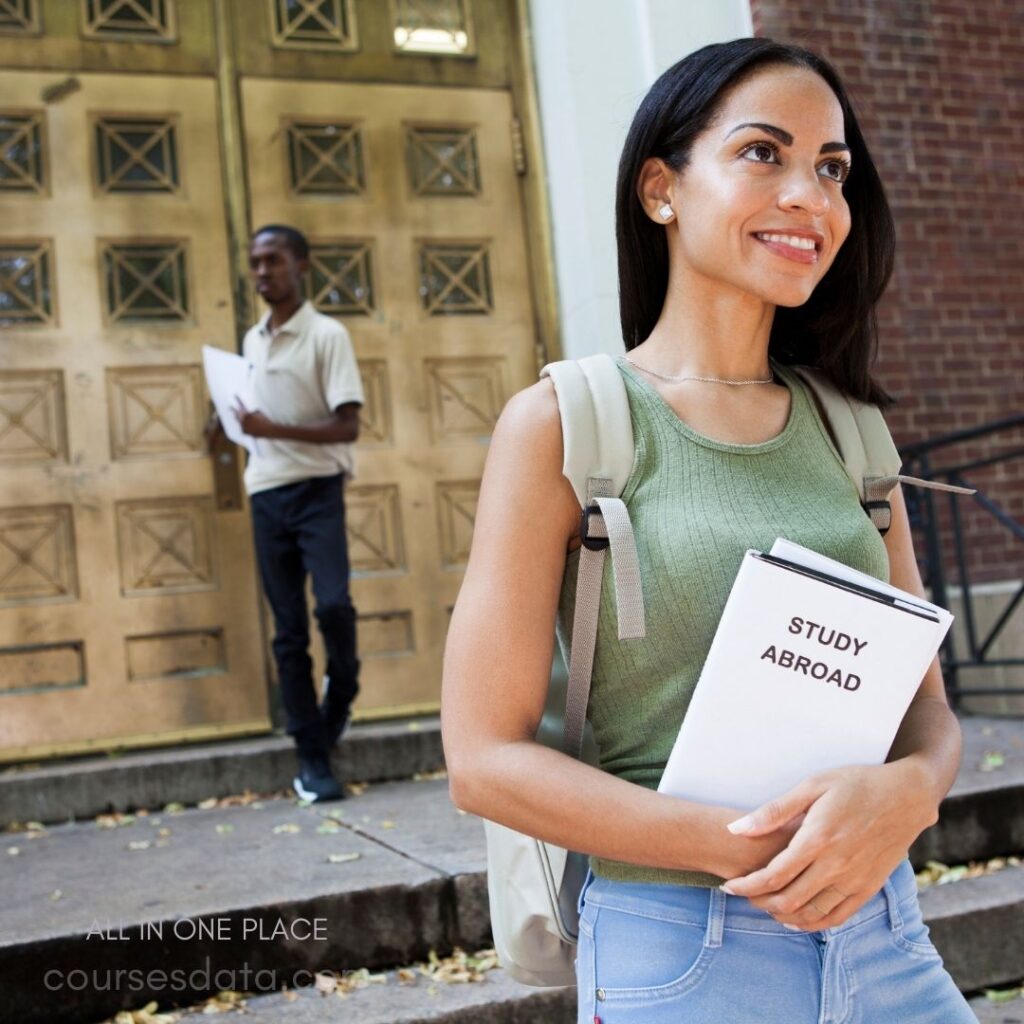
[726,815,754,835]
[719,883,736,895]
[783,924,801,932]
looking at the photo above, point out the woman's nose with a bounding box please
[778,170,830,217]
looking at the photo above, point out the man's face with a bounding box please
[249,232,306,305]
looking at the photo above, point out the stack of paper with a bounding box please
[657,539,952,811]
[202,345,260,456]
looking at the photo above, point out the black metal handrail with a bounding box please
[899,414,1024,708]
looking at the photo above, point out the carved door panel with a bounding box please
[0,71,269,759]
[242,80,536,716]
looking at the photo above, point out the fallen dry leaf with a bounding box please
[327,852,361,864]
[984,986,1023,1004]
[916,856,1021,889]
[334,967,387,995]
[315,971,338,995]
[198,990,246,1014]
[97,813,136,829]
[108,1000,178,1024]
[978,751,1006,772]
[272,823,301,835]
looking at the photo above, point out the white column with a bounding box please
[528,0,753,359]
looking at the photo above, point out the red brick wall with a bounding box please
[750,0,1024,586]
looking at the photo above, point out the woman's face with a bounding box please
[667,64,852,308]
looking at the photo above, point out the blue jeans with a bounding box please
[576,859,975,1023]
[250,474,359,757]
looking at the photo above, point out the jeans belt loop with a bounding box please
[705,888,726,948]
[882,877,903,935]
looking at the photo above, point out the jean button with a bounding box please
[596,988,606,1001]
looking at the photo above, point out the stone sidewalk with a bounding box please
[0,714,1021,1024]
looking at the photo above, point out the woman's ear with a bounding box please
[636,157,677,225]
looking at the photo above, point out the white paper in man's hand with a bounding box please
[202,345,260,455]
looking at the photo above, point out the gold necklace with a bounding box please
[623,355,774,386]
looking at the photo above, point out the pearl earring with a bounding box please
[659,203,674,220]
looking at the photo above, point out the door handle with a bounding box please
[210,429,244,511]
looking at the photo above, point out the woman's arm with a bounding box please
[720,485,963,928]
[442,380,795,878]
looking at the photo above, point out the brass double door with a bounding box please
[0,68,537,760]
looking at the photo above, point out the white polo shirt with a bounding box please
[241,301,364,496]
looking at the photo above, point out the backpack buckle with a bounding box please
[863,499,892,536]
[579,505,610,551]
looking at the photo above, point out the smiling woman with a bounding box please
[441,38,976,1024]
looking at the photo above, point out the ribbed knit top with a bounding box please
[555,358,890,888]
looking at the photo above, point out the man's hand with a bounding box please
[719,761,938,930]
[233,398,279,439]
[203,412,225,453]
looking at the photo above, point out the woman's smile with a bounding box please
[752,230,824,264]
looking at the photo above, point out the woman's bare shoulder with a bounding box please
[481,378,579,545]
[495,377,561,440]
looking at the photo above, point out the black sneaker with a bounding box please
[293,752,344,803]
[321,673,359,748]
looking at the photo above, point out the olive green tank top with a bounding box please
[555,359,890,888]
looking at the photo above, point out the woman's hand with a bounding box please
[719,759,939,930]
[702,803,804,880]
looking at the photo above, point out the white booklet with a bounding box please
[657,539,952,811]
[202,345,260,456]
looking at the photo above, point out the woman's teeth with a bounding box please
[756,233,817,251]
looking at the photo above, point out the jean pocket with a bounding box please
[589,904,716,1005]
[890,895,942,960]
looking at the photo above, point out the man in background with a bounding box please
[216,224,364,802]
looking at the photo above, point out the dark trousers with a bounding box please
[250,474,360,757]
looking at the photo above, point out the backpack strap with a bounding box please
[792,366,974,535]
[540,355,645,754]
[541,354,635,507]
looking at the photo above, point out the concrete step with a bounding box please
[4,771,1024,1024]
[3,711,1021,853]
[971,995,1024,1024]
[159,973,1022,1024]
[920,868,1024,993]
[911,715,1024,867]
[173,967,575,1024]
[0,717,445,827]
[3,714,1020,868]
[3,714,1022,1023]
[153,973,1024,1024]
[0,778,482,1024]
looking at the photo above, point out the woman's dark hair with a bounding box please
[616,38,895,406]
[252,224,310,261]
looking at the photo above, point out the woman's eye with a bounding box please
[742,142,778,164]
[819,159,850,183]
